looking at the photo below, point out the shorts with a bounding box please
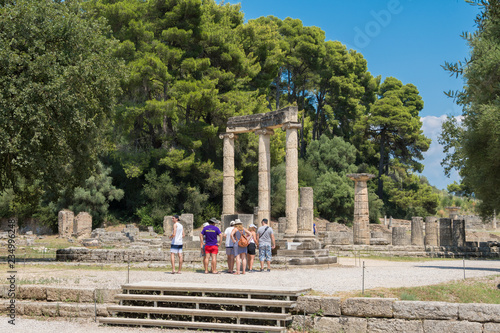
[225,247,234,256]
[205,245,219,254]
[247,243,256,255]
[170,244,183,254]
[259,244,272,262]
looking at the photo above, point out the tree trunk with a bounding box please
[377,130,386,199]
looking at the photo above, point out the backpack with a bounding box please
[238,233,249,247]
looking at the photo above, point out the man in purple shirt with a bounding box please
[200,218,222,274]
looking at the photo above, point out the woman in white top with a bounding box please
[246,224,258,272]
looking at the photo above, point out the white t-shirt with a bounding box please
[172,222,184,245]
[224,226,235,247]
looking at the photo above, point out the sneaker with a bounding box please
[266,269,271,272]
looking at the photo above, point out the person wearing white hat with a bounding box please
[222,220,236,273]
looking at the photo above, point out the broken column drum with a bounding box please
[424,216,439,247]
[439,218,453,246]
[392,226,409,246]
[452,219,466,247]
[411,217,424,246]
[347,173,375,245]
[296,187,314,236]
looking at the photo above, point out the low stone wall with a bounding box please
[0,284,120,303]
[293,296,500,333]
[327,243,500,259]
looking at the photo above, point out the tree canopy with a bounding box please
[0,0,437,228]
[440,0,500,215]
[0,0,124,194]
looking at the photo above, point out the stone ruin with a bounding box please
[58,210,92,239]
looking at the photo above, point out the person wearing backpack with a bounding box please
[256,218,276,272]
[230,219,251,275]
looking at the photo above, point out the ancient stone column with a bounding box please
[58,210,74,238]
[424,216,439,247]
[439,218,453,246]
[255,128,273,223]
[219,133,236,215]
[452,219,466,247]
[296,187,314,237]
[73,212,92,239]
[411,217,424,246]
[283,122,301,237]
[347,173,375,245]
[392,226,408,246]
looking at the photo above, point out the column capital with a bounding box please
[219,132,237,140]
[255,128,274,136]
[282,122,302,131]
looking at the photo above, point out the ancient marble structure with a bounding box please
[347,173,375,245]
[424,216,439,246]
[439,218,453,246]
[58,210,92,239]
[411,217,424,246]
[220,106,301,237]
[452,219,466,247]
[73,212,92,239]
[163,214,194,238]
[58,210,74,238]
[296,187,314,238]
[392,226,409,246]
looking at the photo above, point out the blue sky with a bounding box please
[226,0,480,190]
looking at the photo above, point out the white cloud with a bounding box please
[418,115,461,190]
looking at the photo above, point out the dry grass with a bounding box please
[331,274,500,303]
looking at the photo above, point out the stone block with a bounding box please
[238,214,254,228]
[393,301,458,320]
[459,303,500,322]
[484,323,500,333]
[367,318,424,333]
[73,212,92,239]
[392,227,409,246]
[314,316,367,333]
[296,296,341,316]
[296,296,321,314]
[163,216,174,237]
[315,256,337,264]
[46,287,94,303]
[342,297,397,318]
[180,213,194,237]
[423,319,482,333]
[95,288,121,304]
[23,302,43,316]
[58,210,74,238]
[289,257,316,265]
[290,314,314,331]
[18,285,47,300]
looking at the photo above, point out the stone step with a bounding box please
[99,317,286,332]
[115,294,295,309]
[277,249,329,257]
[108,305,292,321]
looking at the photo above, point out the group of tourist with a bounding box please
[169,215,275,275]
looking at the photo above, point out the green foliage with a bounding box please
[69,162,124,228]
[0,0,443,225]
[440,0,500,216]
[0,0,124,194]
[381,162,439,219]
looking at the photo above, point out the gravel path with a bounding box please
[10,258,500,294]
[2,258,499,332]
